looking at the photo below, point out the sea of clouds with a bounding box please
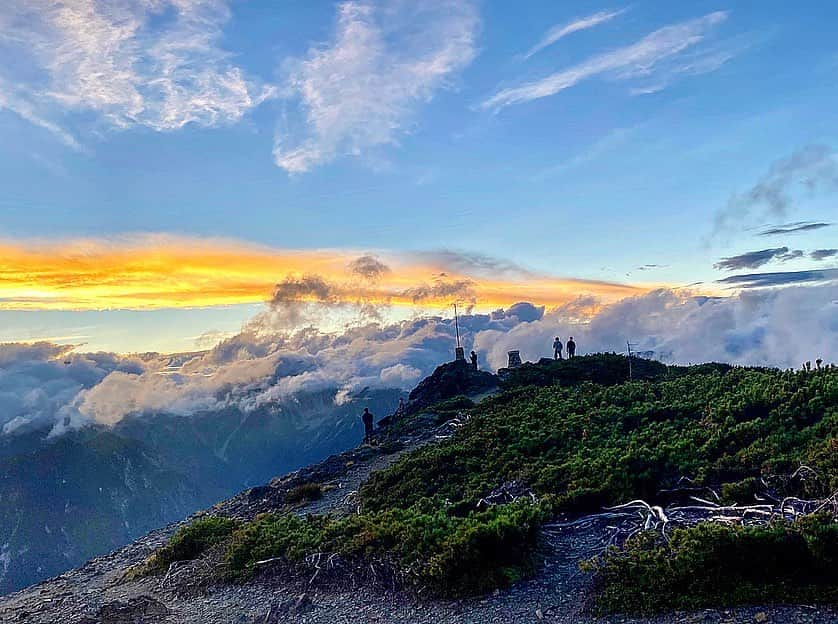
[1,284,835,437]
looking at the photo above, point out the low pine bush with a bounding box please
[144,516,240,573]
[584,515,838,614]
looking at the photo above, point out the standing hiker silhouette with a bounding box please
[362,407,374,444]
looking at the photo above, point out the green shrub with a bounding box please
[361,368,837,514]
[285,482,323,505]
[721,477,760,504]
[584,515,838,614]
[226,513,327,575]
[145,516,240,573]
[223,500,544,595]
[431,395,475,413]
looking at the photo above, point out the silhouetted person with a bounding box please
[362,407,374,444]
[398,397,406,413]
[553,337,563,360]
[567,337,576,358]
[470,350,478,370]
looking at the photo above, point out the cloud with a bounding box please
[714,146,838,236]
[521,9,626,60]
[0,343,141,436]
[0,234,642,311]
[0,78,84,150]
[68,305,536,429]
[758,221,833,236]
[481,11,728,112]
[811,249,838,261]
[409,250,533,279]
[476,285,838,371]
[401,278,477,304]
[0,0,272,138]
[5,281,838,436]
[714,247,805,271]
[271,276,336,306]
[273,0,479,172]
[716,268,838,288]
[348,255,391,281]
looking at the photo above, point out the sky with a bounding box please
[0,0,836,354]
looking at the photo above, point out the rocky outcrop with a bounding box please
[406,360,498,414]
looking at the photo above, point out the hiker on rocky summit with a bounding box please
[362,407,374,444]
[553,337,563,360]
[470,350,478,370]
[567,337,576,358]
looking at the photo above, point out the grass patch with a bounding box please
[583,514,838,614]
[285,482,324,505]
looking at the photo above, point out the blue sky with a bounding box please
[0,0,836,352]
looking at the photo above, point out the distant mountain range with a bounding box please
[0,388,400,594]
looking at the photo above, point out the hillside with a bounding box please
[2,355,836,623]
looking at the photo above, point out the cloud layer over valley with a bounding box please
[2,281,835,438]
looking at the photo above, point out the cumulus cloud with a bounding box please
[521,9,626,60]
[476,285,838,371]
[0,0,272,137]
[4,282,838,437]
[482,11,729,111]
[0,343,142,436]
[714,146,838,236]
[758,221,833,236]
[273,0,479,172]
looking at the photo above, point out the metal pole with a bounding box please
[454,303,461,348]
[627,340,633,381]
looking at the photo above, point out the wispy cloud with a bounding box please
[533,125,639,179]
[0,0,272,139]
[714,247,803,271]
[521,9,626,60]
[758,221,833,236]
[481,11,728,112]
[811,249,838,261]
[716,268,838,289]
[714,145,838,237]
[0,81,84,151]
[273,0,479,173]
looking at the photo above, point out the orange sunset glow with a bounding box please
[0,235,649,311]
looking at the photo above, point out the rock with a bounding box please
[79,595,169,624]
[755,612,768,623]
[407,360,498,414]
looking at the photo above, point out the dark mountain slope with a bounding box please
[0,388,400,594]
